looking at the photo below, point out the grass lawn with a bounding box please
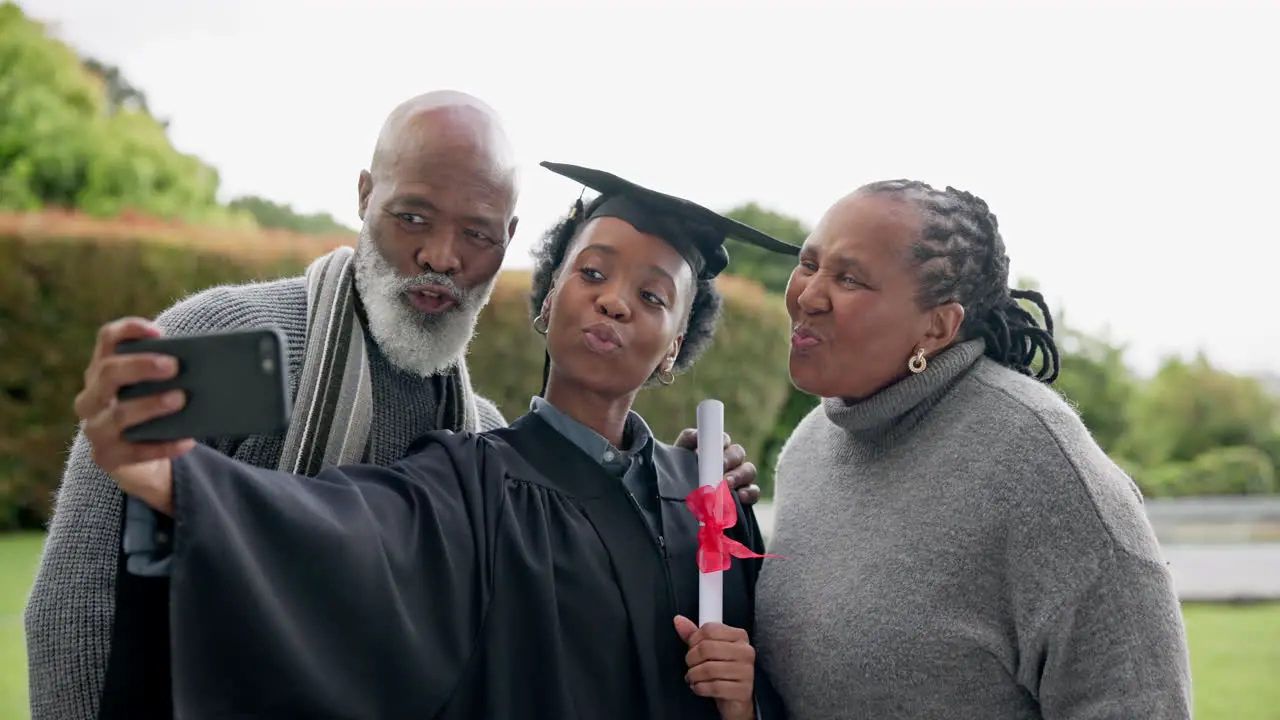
[1183,601,1280,719]
[0,533,42,720]
[1,533,1278,720]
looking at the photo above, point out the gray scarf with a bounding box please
[277,246,479,475]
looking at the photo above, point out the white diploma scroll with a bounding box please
[696,399,725,626]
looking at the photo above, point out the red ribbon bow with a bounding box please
[685,479,779,574]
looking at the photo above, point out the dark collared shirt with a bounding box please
[528,396,662,537]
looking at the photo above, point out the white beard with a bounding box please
[352,228,497,377]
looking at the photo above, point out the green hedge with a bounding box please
[0,230,311,529]
[0,224,792,529]
[1128,446,1278,499]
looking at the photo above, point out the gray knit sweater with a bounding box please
[754,339,1192,720]
[23,276,508,720]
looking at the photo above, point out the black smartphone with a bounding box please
[116,328,292,443]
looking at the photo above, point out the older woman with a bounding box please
[754,180,1192,719]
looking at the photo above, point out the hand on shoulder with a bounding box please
[672,429,761,507]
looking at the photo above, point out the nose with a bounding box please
[414,235,462,275]
[796,275,831,315]
[596,290,631,322]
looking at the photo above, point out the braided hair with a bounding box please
[529,195,724,385]
[859,179,1060,384]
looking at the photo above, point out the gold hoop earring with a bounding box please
[657,368,675,386]
[908,348,927,374]
[532,314,549,335]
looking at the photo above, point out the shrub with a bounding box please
[1128,446,1277,499]
[0,214,793,528]
[0,213,337,529]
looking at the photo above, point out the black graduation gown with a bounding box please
[161,413,777,719]
[100,496,174,720]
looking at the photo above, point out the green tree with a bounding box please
[228,195,355,236]
[1120,353,1280,468]
[0,2,250,227]
[720,203,814,497]
[720,202,807,294]
[81,56,154,118]
[0,1,105,210]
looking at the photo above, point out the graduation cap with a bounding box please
[535,162,800,396]
[540,161,801,280]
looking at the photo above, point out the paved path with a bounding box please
[752,503,1280,601]
[1162,545,1280,601]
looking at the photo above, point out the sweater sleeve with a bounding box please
[1034,549,1192,719]
[475,394,508,431]
[23,431,126,720]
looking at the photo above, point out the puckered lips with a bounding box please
[405,284,458,315]
[582,321,624,355]
[791,324,823,353]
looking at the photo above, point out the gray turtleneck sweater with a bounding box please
[755,340,1192,720]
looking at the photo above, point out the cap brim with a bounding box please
[540,161,800,257]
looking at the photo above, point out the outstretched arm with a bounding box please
[128,441,498,718]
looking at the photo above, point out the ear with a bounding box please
[663,333,684,371]
[539,287,556,320]
[507,215,520,243]
[357,170,373,221]
[921,301,965,354]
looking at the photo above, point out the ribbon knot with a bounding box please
[685,479,779,574]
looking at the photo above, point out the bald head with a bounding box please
[369,91,519,208]
[356,88,521,272]
[353,91,521,376]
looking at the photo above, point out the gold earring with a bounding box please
[532,314,548,335]
[908,348,927,374]
[657,368,675,385]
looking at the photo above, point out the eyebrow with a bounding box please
[802,247,875,278]
[830,255,870,274]
[578,243,678,286]
[391,195,439,213]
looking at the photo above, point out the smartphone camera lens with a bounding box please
[259,337,275,374]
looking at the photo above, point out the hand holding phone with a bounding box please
[74,317,196,483]
[74,319,290,514]
[114,327,292,443]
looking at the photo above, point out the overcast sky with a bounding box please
[19,0,1279,377]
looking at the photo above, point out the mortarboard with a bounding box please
[540,161,801,279]
[536,161,801,396]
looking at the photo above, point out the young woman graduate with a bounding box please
[101,161,799,720]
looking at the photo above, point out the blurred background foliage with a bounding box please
[2,0,1278,529]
